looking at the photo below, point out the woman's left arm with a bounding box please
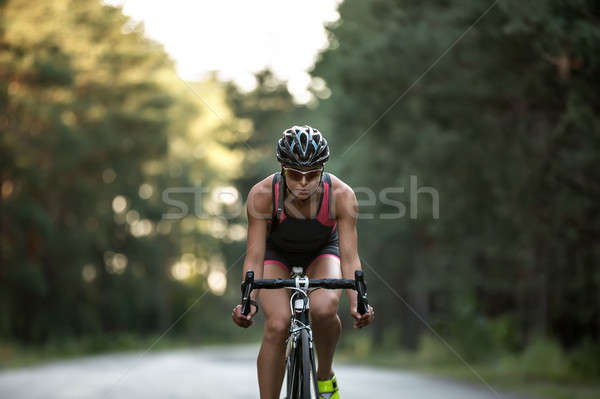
[336,186,375,328]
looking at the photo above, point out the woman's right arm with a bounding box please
[232,181,272,328]
[241,183,270,294]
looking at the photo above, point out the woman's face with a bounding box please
[281,164,323,200]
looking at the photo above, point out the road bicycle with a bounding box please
[240,268,370,399]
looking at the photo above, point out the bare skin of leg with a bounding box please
[257,263,291,399]
[306,256,343,381]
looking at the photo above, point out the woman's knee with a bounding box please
[310,294,339,322]
[263,316,289,343]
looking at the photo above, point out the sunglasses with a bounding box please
[282,167,323,181]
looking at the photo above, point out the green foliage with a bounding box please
[309,0,600,359]
[224,69,307,194]
[415,334,457,366]
[568,339,600,378]
[0,0,246,346]
[519,337,569,380]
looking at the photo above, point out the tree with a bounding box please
[312,0,600,353]
[0,0,246,344]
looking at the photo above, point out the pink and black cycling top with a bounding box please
[264,172,339,271]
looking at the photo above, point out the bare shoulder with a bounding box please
[247,174,275,219]
[327,173,357,218]
[328,173,356,200]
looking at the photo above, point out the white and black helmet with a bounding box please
[276,125,330,167]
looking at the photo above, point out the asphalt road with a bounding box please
[0,345,530,399]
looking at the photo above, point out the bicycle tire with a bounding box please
[309,336,320,397]
[286,335,302,399]
[300,329,313,399]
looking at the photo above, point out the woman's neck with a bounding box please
[284,183,322,216]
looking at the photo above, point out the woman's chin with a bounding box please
[295,190,311,199]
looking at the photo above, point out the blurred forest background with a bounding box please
[1,0,599,394]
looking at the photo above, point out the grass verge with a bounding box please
[0,332,260,370]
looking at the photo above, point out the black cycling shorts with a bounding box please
[264,240,340,272]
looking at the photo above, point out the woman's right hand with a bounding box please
[231,303,257,328]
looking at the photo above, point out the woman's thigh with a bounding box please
[306,255,342,316]
[259,263,292,335]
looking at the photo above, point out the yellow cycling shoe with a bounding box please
[317,375,339,399]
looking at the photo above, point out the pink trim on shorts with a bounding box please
[305,253,340,271]
[264,259,289,272]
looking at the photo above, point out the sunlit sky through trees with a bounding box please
[104,0,342,103]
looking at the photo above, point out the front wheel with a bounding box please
[286,334,302,399]
[286,330,318,399]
